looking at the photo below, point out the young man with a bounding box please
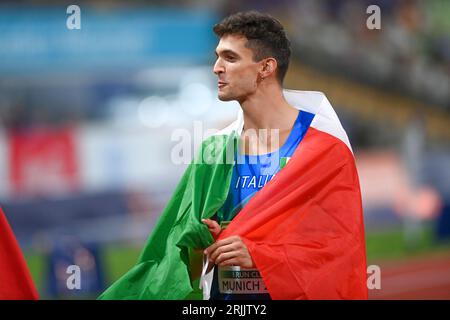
[202,11,308,300]
[196,11,367,300]
[99,11,367,301]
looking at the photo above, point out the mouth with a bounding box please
[218,81,227,89]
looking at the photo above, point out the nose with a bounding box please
[213,58,225,75]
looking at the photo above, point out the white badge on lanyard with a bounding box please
[217,221,268,294]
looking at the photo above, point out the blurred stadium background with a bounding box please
[0,0,449,299]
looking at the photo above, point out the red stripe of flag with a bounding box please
[219,127,368,299]
[0,207,39,300]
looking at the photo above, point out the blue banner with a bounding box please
[0,7,217,74]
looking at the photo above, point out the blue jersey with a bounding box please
[209,110,314,300]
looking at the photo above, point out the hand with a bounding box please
[202,218,221,239]
[204,235,255,272]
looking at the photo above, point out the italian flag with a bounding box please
[99,90,367,300]
[0,207,39,300]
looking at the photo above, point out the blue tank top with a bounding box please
[209,109,314,300]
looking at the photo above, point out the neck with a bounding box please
[238,81,299,155]
[240,82,298,132]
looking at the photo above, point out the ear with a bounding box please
[260,58,277,80]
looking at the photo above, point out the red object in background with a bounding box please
[0,207,39,299]
[9,128,79,197]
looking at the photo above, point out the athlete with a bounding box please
[201,11,308,300]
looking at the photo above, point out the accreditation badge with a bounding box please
[218,265,268,294]
[217,221,268,294]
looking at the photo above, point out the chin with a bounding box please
[217,93,235,101]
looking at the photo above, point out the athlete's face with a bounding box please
[213,34,263,102]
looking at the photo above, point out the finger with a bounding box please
[209,242,238,263]
[219,256,254,268]
[218,257,240,267]
[202,219,221,236]
[204,236,239,256]
[202,219,222,239]
[215,251,239,265]
[202,219,220,229]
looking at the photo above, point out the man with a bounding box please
[99,11,367,300]
[201,11,313,300]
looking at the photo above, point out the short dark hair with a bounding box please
[213,11,291,84]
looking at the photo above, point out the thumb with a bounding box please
[202,218,219,228]
[201,219,221,238]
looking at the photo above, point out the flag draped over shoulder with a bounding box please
[98,133,236,299]
[99,90,367,300]
[0,208,39,300]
